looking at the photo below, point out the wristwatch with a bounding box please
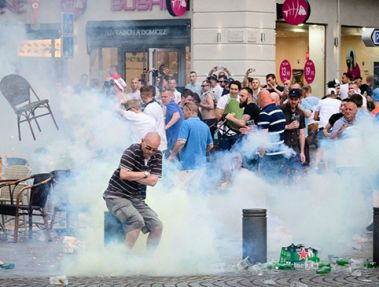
[143,171,150,178]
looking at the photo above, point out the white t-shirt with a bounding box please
[143,101,168,151]
[211,84,224,103]
[216,94,240,110]
[173,89,181,104]
[339,84,348,100]
[315,98,341,128]
[121,111,156,144]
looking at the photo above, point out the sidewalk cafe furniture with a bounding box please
[0,74,59,141]
[0,173,53,242]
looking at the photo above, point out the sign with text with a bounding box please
[112,0,166,11]
[282,0,310,26]
[304,59,316,84]
[279,59,292,83]
[362,28,379,47]
[61,0,87,18]
[166,0,189,17]
[62,36,74,57]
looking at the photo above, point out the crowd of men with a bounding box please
[103,65,379,177]
[101,65,379,250]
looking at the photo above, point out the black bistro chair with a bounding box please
[0,74,59,141]
[0,173,53,242]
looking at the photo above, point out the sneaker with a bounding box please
[366,223,373,232]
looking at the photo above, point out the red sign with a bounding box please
[31,0,39,24]
[304,59,316,84]
[5,0,27,14]
[282,0,310,26]
[112,0,166,11]
[61,0,87,18]
[279,59,292,83]
[166,0,189,17]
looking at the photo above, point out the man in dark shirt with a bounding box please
[103,132,163,250]
[280,89,306,175]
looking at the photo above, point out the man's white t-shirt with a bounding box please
[143,101,168,151]
[173,89,181,104]
[339,84,348,100]
[121,111,156,144]
[315,98,341,128]
[211,84,224,103]
[216,94,240,110]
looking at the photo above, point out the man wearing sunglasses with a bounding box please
[103,132,163,251]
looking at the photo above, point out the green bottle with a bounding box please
[316,266,331,274]
[0,263,15,269]
[364,260,376,268]
[336,258,349,266]
[275,263,294,270]
[318,262,331,268]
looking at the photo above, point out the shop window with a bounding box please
[341,26,379,81]
[276,22,325,97]
[18,39,61,58]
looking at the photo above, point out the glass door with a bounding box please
[149,48,179,85]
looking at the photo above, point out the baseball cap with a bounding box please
[288,89,301,98]
[372,88,379,101]
[207,74,218,82]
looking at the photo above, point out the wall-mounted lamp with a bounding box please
[334,37,339,48]
[217,32,222,43]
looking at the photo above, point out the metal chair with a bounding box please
[0,165,32,203]
[0,74,59,141]
[0,173,53,242]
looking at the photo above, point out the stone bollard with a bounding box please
[242,209,267,264]
[373,207,379,264]
[104,211,124,246]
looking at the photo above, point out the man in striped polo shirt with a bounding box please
[103,132,163,250]
[257,89,287,179]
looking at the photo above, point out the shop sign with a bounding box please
[5,0,27,14]
[31,0,39,24]
[105,28,168,37]
[279,59,292,83]
[362,28,379,47]
[112,0,166,11]
[166,0,189,17]
[62,36,74,57]
[61,0,87,18]
[282,0,311,26]
[304,59,316,84]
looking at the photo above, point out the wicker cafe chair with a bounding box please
[0,74,59,141]
[0,165,32,203]
[0,173,53,242]
[5,157,28,166]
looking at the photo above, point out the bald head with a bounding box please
[258,89,274,108]
[144,132,161,144]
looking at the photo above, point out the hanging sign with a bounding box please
[279,59,292,83]
[166,0,189,17]
[282,0,311,26]
[304,59,316,84]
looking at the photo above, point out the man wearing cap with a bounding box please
[280,89,306,174]
[371,88,379,118]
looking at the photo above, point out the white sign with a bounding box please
[362,28,379,47]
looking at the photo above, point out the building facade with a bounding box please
[1,0,379,97]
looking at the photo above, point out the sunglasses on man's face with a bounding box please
[144,143,159,152]
[201,84,209,87]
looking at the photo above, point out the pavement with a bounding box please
[0,226,379,286]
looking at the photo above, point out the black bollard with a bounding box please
[104,211,124,246]
[242,209,267,264]
[373,208,379,263]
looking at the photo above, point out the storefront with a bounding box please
[86,19,191,86]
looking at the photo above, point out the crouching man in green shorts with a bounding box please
[103,132,163,250]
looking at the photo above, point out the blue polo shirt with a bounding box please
[177,117,213,170]
[165,100,184,151]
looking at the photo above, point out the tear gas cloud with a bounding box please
[1,18,379,277]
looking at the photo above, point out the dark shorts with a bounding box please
[104,197,162,234]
